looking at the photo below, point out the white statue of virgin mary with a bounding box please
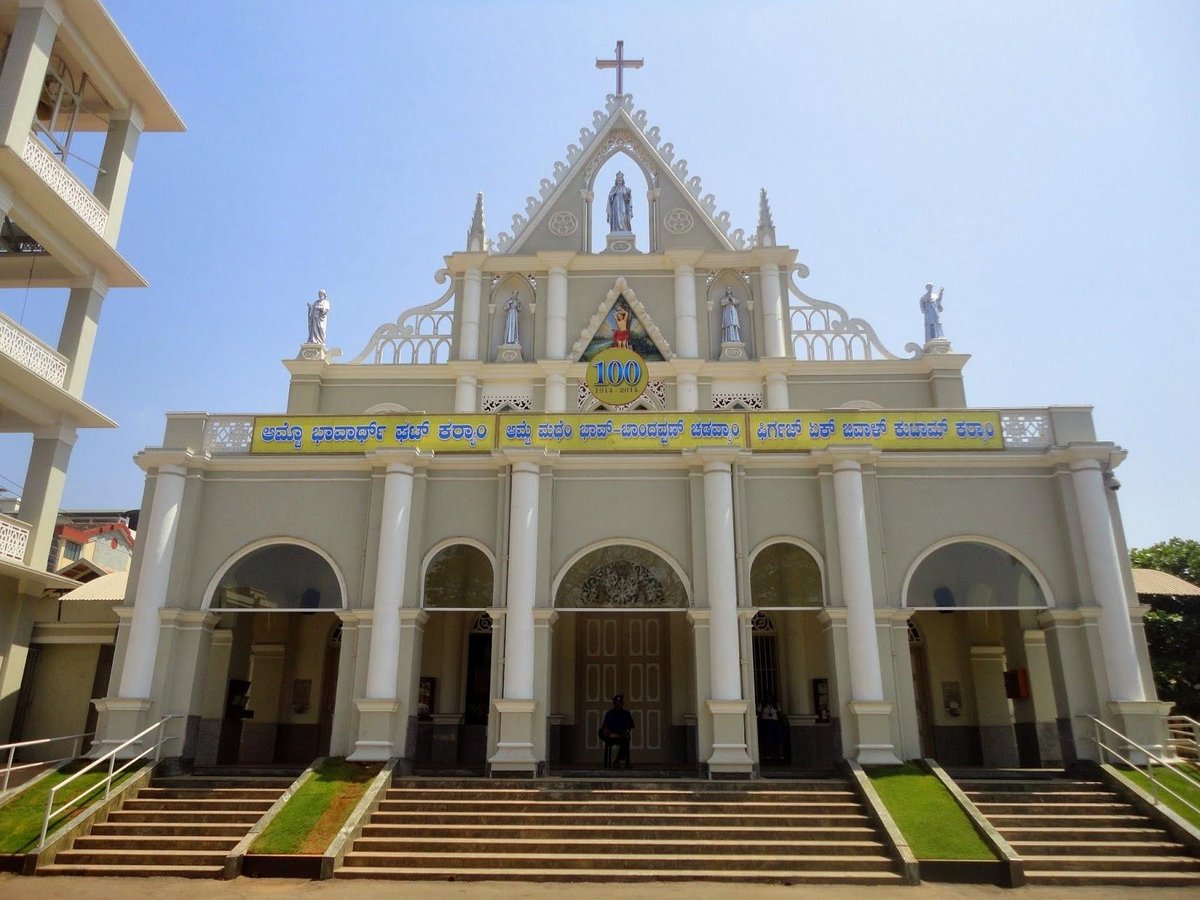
[606,171,632,233]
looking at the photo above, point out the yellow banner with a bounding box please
[497,413,747,452]
[251,416,496,453]
[748,411,1005,451]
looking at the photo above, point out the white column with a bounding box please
[454,371,478,412]
[118,464,187,699]
[831,458,884,701]
[541,361,569,413]
[1070,459,1145,702]
[0,0,61,150]
[760,261,786,358]
[674,360,701,413]
[458,268,483,361]
[503,461,541,699]
[702,458,741,701]
[363,460,416,699]
[764,367,790,410]
[672,263,700,359]
[94,108,142,243]
[58,278,108,397]
[545,266,568,358]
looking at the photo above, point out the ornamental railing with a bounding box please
[350,269,455,365]
[202,416,255,455]
[0,513,31,564]
[21,132,109,236]
[997,411,1053,448]
[0,311,69,389]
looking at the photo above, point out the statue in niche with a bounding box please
[606,171,633,233]
[306,289,329,344]
[920,283,945,342]
[720,287,742,344]
[502,291,522,345]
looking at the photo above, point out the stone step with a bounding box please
[89,822,251,837]
[375,798,862,813]
[51,849,230,866]
[340,851,896,872]
[1025,871,1200,887]
[104,809,262,824]
[368,810,872,827]
[134,787,285,800]
[70,836,240,852]
[349,837,887,856]
[149,777,294,789]
[391,779,842,790]
[1020,855,1200,873]
[1003,827,1171,842]
[37,864,225,879]
[972,801,1132,813]
[121,798,275,812]
[359,823,881,840]
[965,790,1121,802]
[334,866,905,884]
[384,788,857,802]
[1010,840,1191,856]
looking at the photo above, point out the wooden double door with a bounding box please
[575,612,670,765]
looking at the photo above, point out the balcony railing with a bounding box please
[0,311,68,389]
[21,132,108,236]
[0,513,31,564]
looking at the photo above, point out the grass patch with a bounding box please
[1119,764,1200,829]
[867,763,997,860]
[250,758,378,855]
[0,762,137,854]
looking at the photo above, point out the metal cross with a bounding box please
[595,40,643,96]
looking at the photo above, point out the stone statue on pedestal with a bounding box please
[921,283,945,342]
[720,288,742,344]
[307,290,330,345]
[606,171,632,233]
[503,292,522,345]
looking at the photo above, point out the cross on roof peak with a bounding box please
[595,40,643,96]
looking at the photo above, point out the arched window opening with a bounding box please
[906,541,1047,609]
[423,544,494,609]
[750,543,824,608]
[210,544,342,611]
[556,544,687,609]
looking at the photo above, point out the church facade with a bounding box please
[92,90,1167,776]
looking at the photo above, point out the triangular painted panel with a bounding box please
[571,277,674,362]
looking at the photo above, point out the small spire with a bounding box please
[757,188,776,247]
[466,192,487,252]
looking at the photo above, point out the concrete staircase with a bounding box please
[337,777,904,883]
[955,771,1200,887]
[38,774,294,878]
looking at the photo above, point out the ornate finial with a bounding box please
[757,188,776,247]
[467,192,487,252]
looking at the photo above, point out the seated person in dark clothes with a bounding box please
[598,694,634,769]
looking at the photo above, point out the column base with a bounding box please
[90,698,153,758]
[348,698,400,761]
[488,698,539,774]
[1106,701,1173,765]
[849,700,901,765]
[705,700,754,775]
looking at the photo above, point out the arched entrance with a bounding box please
[199,542,345,766]
[748,540,834,770]
[551,543,693,769]
[416,541,495,770]
[903,538,1061,767]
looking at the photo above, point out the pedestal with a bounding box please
[705,699,754,775]
[496,342,524,363]
[604,232,637,254]
[488,698,539,774]
[848,700,901,764]
[348,698,399,761]
[1106,701,1173,764]
[90,698,153,759]
[718,341,747,362]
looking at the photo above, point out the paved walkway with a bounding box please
[4,877,1200,900]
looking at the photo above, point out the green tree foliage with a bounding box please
[1130,538,1200,716]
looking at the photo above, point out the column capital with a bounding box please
[495,448,559,470]
[969,644,1007,662]
[670,357,705,376]
[537,359,572,377]
[685,447,751,471]
[665,249,705,269]
[535,251,577,270]
[158,609,220,629]
[32,423,78,445]
[876,608,915,625]
[817,608,848,627]
[367,449,429,473]
[69,273,109,296]
[686,608,711,626]
[818,446,882,470]
[135,449,201,473]
[1060,442,1126,470]
[446,360,483,378]
[398,608,430,627]
[448,253,489,274]
[19,0,66,25]
[532,608,558,627]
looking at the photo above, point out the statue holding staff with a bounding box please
[920,283,945,342]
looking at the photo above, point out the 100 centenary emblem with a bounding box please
[585,346,649,406]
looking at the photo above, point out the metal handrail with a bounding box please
[1079,714,1200,820]
[1167,714,1200,761]
[1,732,94,794]
[38,716,179,849]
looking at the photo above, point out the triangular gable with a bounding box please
[500,95,750,255]
[571,277,674,362]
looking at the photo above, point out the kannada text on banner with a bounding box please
[748,411,1004,451]
[497,413,746,451]
[252,415,495,453]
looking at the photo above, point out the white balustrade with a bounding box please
[0,312,68,388]
[999,412,1053,448]
[0,514,32,564]
[201,417,255,454]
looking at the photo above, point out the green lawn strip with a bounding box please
[0,762,136,854]
[1120,765,1200,829]
[250,758,377,855]
[866,763,996,860]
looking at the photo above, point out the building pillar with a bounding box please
[350,455,420,760]
[0,0,62,151]
[830,453,899,763]
[93,109,143,243]
[458,268,483,361]
[541,361,569,413]
[544,262,570,358]
[698,452,753,774]
[969,645,1020,767]
[452,367,478,412]
[531,609,557,766]
[673,360,701,412]
[1069,458,1169,754]
[669,253,702,359]
[490,455,544,773]
[763,361,790,410]
[1023,628,1064,766]
[57,278,108,397]
[760,261,786,358]
[18,423,75,570]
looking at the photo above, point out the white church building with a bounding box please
[89,75,1168,776]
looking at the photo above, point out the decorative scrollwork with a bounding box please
[579,560,667,608]
[471,612,493,633]
[751,611,775,633]
[349,269,455,365]
[787,266,907,361]
[663,208,694,235]
[0,514,31,564]
[547,211,578,236]
[712,391,763,410]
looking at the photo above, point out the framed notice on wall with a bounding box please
[418,677,435,721]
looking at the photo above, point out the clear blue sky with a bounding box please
[1,1,1196,549]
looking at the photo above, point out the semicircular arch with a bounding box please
[900,534,1055,610]
[552,538,692,609]
[748,536,828,608]
[203,537,348,611]
[420,537,497,609]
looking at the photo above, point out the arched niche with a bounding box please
[555,543,689,609]
[749,541,825,608]
[588,152,653,253]
[707,269,755,361]
[422,542,495,609]
[903,539,1051,610]
[206,541,345,611]
[489,274,534,362]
